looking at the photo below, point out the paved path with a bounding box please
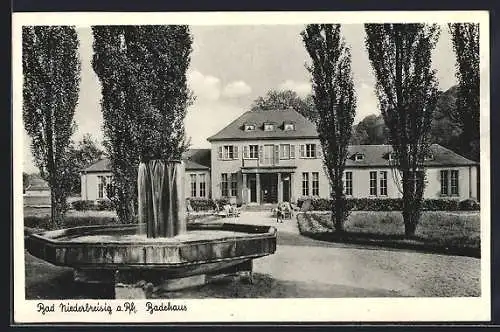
[222,211,481,297]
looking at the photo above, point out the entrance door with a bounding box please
[249,175,257,203]
[282,174,291,202]
[261,173,278,203]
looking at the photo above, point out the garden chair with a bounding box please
[186,200,194,217]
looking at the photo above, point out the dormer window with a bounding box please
[424,153,434,161]
[244,124,256,131]
[354,153,365,161]
[263,123,274,131]
[283,122,295,131]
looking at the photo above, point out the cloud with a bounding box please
[185,102,245,148]
[277,80,312,97]
[222,81,252,98]
[188,70,221,101]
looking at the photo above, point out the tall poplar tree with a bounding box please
[365,24,440,236]
[301,24,357,232]
[92,26,193,223]
[92,26,140,223]
[449,23,480,161]
[23,26,81,225]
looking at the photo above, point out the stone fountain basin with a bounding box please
[27,222,277,279]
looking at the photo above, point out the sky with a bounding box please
[22,24,457,173]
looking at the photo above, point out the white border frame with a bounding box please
[12,10,491,323]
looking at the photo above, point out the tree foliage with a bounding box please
[365,23,440,237]
[351,86,464,150]
[23,26,81,225]
[350,114,389,145]
[251,89,318,123]
[449,23,480,162]
[92,25,193,223]
[302,24,357,232]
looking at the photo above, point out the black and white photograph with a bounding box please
[13,11,490,323]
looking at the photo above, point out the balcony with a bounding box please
[241,158,297,170]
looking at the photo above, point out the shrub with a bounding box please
[296,197,479,211]
[71,200,95,211]
[71,199,115,211]
[24,214,119,231]
[458,199,480,211]
[96,199,115,211]
[187,198,216,211]
[422,199,459,211]
[214,197,230,207]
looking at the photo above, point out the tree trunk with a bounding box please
[137,160,186,238]
[401,170,422,238]
[333,178,346,233]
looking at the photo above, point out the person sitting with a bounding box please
[276,202,285,223]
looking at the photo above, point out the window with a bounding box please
[97,176,113,199]
[199,174,206,197]
[244,124,255,131]
[440,170,449,195]
[441,170,459,196]
[355,153,365,161]
[230,173,238,197]
[300,144,317,158]
[302,172,309,196]
[380,171,388,196]
[247,145,258,159]
[280,144,290,159]
[223,145,234,159]
[312,172,319,196]
[104,176,113,198]
[190,174,197,197]
[263,123,274,131]
[345,171,353,196]
[98,176,104,199]
[221,173,229,197]
[451,170,459,196]
[263,145,274,165]
[284,122,295,131]
[369,171,377,196]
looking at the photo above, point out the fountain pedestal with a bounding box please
[27,160,277,298]
[27,223,276,298]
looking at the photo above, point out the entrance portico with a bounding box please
[241,167,296,204]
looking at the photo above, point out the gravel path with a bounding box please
[24,211,481,299]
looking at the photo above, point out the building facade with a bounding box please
[207,108,479,204]
[81,149,212,201]
[81,109,479,203]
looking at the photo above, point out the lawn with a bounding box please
[297,211,480,257]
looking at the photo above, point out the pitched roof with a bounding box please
[83,158,112,172]
[345,144,478,168]
[184,160,209,170]
[207,108,318,141]
[183,148,211,168]
[83,148,212,173]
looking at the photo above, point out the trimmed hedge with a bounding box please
[24,215,120,231]
[296,197,480,212]
[187,197,232,211]
[71,199,115,211]
[187,198,216,211]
